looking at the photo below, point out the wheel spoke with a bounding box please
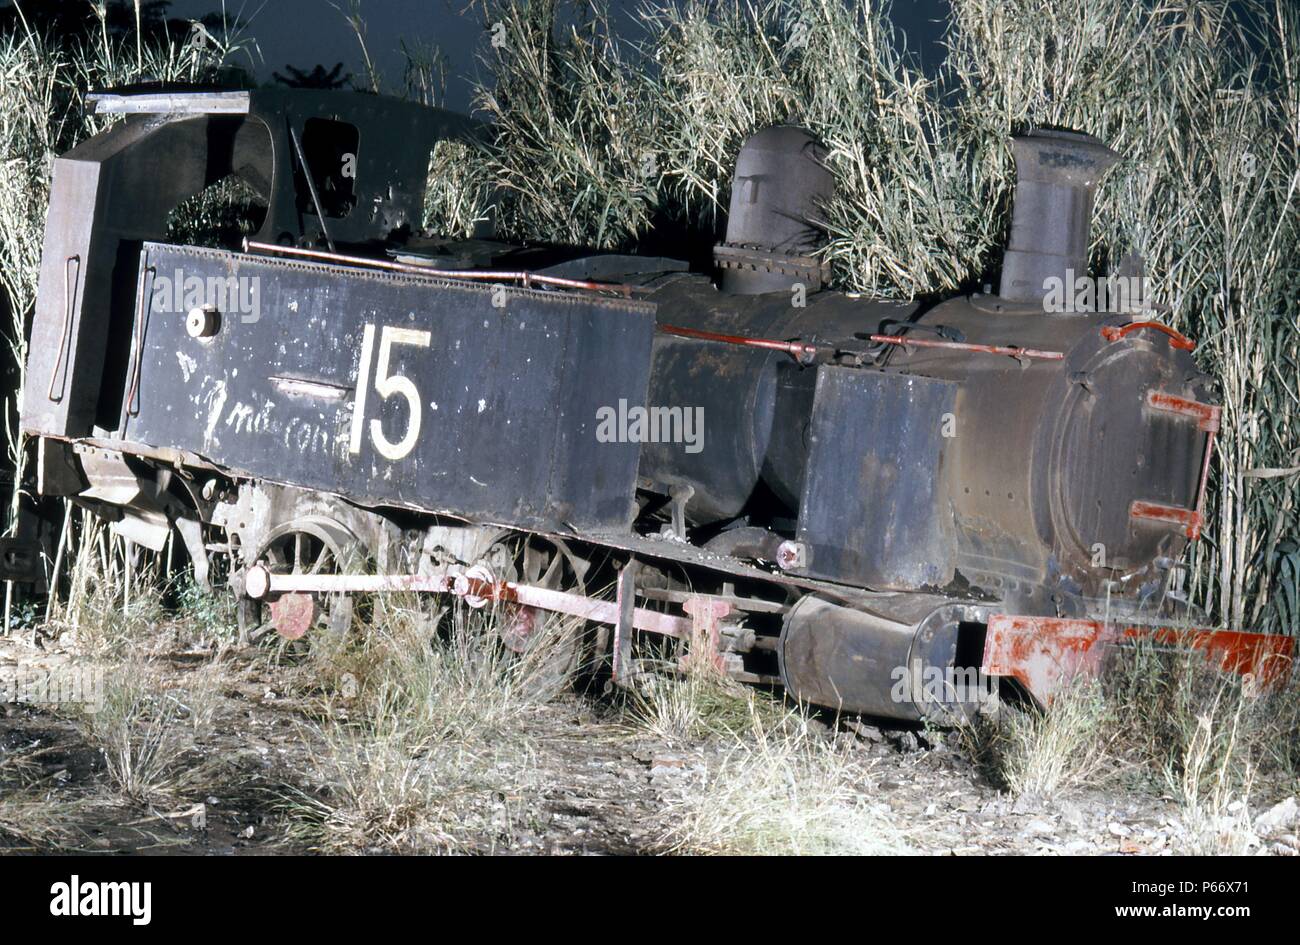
[523,544,544,584]
[308,548,334,575]
[540,552,564,588]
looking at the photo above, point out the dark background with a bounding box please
[162,0,951,110]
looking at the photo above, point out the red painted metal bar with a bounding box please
[865,334,1065,361]
[243,240,649,298]
[1146,390,1221,432]
[245,565,692,639]
[982,614,1295,707]
[657,324,820,364]
[1101,320,1196,351]
[1130,500,1203,540]
[454,575,692,638]
[680,597,733,674]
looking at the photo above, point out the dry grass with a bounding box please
[975,638,1299,854]
[980,679,1117,799]
[627,667,790,745]
[81,655,229,806]
[661,706,908,855]
[423,138,497,238]
[1170,693,1260,854]
[31,527,235,807]
[283,596,575,853]
[46,516,231,660]
[284,696,517,853]
[0,749,76,848]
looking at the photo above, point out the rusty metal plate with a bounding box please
[982,613,1297,706]
[119,244,656,533]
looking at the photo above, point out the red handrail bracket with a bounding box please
[1101,320,1196,351]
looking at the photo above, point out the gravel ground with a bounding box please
[2,633,1297,856]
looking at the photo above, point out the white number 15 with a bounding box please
[349,323,432,461]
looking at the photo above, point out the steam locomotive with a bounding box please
[16,88,1292,721]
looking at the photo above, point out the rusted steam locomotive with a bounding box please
[16,88,1293,721]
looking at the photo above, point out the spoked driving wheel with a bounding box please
[244,517,368,641]
[476,535,591,691]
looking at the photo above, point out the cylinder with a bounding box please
[778,595,993,722]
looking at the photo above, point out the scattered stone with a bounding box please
[887,730,920,753]
[649,759,694,780]
[1025,819,1055,836]
[1057,802,1086,830]
[1011,794,1041,815]
[1108,822,1132,837]
[1255,797,1299,835]
[846,720,884,743]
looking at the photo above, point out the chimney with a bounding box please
[714,126,833,295]
[998,129,1119,303]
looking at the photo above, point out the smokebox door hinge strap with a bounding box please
[1130,501,1203,540]
[1134,390,1221,540]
